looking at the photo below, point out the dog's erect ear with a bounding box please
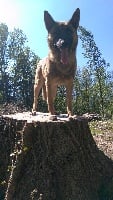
[69,8,80,29]
[44,11,56,32]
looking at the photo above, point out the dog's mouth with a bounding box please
[55,38,69,65]
[60,48,68,65]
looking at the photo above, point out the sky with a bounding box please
[0,0,113,69]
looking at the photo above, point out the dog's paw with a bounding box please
[68,112,73,118]
[49,115,57,121]
[32,109,36,116]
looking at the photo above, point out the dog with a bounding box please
[32,8,80,116]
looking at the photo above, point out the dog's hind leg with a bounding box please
[42,83,47,101]
[66,79,73,116]
[52,84,57,101]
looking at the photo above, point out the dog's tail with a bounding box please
[42,83,47,101]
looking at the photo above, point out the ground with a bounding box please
[0,103,113,161]
[89,120,113,161]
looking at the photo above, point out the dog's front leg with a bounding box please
[46,78,55,115]
[32,67,44,114]
[66,80,73,116]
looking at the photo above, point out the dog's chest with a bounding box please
[45,61,75,78]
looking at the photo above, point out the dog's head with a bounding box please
[44,8,80,65]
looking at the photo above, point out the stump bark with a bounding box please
[1,112,113,200]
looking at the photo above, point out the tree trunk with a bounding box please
[1,112,113,200]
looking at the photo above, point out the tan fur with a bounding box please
[32,8,80,116]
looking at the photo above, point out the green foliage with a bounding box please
[55,96,66,114]
[72,26,113,118]
[0,92,3,103]
[8,28,27,60]
[37,95,48,113]
[0,23,40,107]
[54,86,67,114]
[0,23,9,102]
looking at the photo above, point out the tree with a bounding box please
[14,47,39,107]
[7,28,39,106]
[0,25,40,107]
[79,67,92,113]
[7,28,28,101]
[77,26,112,117]
[0,23,9,102]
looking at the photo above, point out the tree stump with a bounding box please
[1,112,113,200]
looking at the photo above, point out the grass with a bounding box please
[89,119,113,135]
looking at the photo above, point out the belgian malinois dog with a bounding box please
[32,8,80,116]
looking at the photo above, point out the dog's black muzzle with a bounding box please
[55,38,65,48]
[54,38,69,65]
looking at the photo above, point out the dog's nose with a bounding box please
[55,38,64,48]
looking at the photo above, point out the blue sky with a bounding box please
[0,0,113,68]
